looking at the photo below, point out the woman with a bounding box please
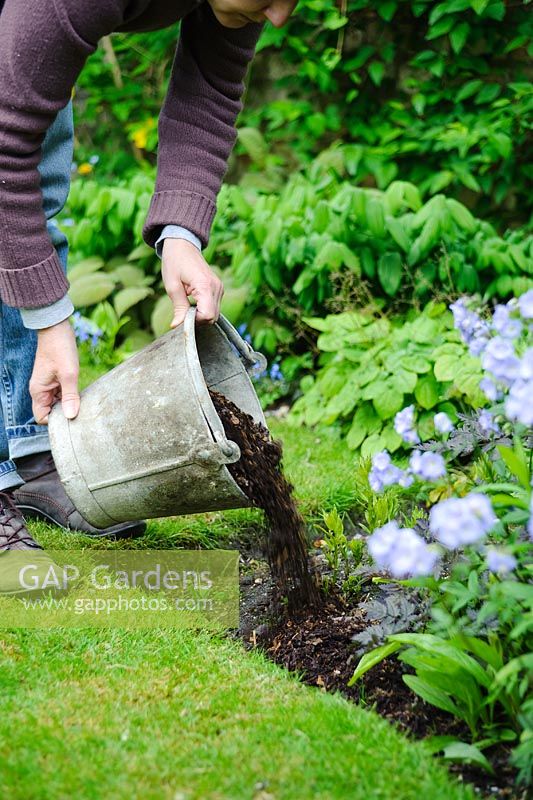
[0,0,296,558]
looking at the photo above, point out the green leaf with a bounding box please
[497,444,530,490]
[386,217,411,253]
[400,355,432,374]
[237,126,268,165]
[150,294,174,338]
[403,675,461,717]
[68,257,105,283]
[114,286,153,319]
[391,369,418,394]
[128,242,154,261]
[470,0,489,14]
[349,641,403,685]
[456,79,483,102]
[366,198,386,237]
[368,61,385,86]
[378,252,403,296]
[434,354,459,381]
[373,383,404,420]
[450,22,470,53]
[446,199,477,234]
[68,275,115,308]
[108,265,149,288]
[414,375,440,409]
[442,742,494,774]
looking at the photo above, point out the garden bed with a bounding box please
[234,538,525,800]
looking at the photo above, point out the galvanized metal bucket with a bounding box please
[49,307,268,528]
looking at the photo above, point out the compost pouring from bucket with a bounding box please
[49,307,268,529]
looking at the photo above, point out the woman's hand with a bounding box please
[161,238,224,328]
[30,319,80,424]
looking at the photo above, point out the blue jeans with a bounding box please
[0,103,73,491]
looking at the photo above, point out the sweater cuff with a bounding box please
[0,250,69,309]
[143,191,216,250]
[20,294,74,330]
[155,225,203,259]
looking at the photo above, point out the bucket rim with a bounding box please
[184,307,242,462]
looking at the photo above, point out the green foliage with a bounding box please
[290,302,484,454]
[316,508,364,591]
[61,157,533,355]
[243,0,533,224]
[212,169,533,354]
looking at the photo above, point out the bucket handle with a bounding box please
[216,315,268,374]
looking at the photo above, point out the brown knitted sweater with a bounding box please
[0,0,263,307]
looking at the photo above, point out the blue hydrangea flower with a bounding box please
[481,337,521,386]
[518,289,533,320]
[409,451,447,481]
[368,451,406,493]
[505,379,533,426]
[478,409,501,436]
[368,521,439,578]
[486,547,517,574]
[429,493,497,549]
[434,412,454,434]
[394,405,420,444]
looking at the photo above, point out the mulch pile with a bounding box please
[210,389,320,611]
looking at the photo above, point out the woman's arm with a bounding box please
[143,2,264,250]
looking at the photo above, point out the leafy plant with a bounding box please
[290,301,485,455]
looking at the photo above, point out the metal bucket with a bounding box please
[49,307,268,528]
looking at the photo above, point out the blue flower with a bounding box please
[409,451,447,481]
[434,412,454,434]
[269,362,283,382]
[394,405,420,444]
[368,451,406,493]
[429,493,497,549]
[505,379,533,426]
[478,409,500,436]
[479,377,501,401]
[492,305,522,340]
[481,337,521,386]
[72,313,103,349]
[518,289,533,320]
[368,521,439,578]
[486,547,517,574]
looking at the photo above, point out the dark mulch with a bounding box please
[234,552,525,800]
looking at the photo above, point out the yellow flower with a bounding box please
[78,163,93,176]
[132,128,148,150]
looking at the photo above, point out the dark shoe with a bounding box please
[13,452,146,539]
[0,491,42,551]
[0,491,62,596]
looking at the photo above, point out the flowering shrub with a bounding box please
[349,291,533,783]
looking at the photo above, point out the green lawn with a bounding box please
[0,626,474,800]
[0,364,474,799]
